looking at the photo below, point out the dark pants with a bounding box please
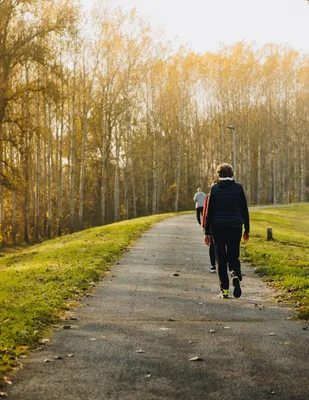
[211,225,242,290]
[209,235,216,267]
[196,207,203,225]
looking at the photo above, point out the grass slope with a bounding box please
[0,213,185,382]
[242,204,309,319]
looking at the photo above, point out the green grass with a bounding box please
[0,212,187,382]
[242,204,309,319]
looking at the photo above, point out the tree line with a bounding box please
[0,0,308,245]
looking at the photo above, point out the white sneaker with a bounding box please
[208,266,216,273]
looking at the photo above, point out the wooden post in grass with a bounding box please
[267,228,273,241]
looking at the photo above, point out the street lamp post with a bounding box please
[226,125,237,179]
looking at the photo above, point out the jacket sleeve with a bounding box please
[240,186,250,233]
[201,194,209,228]
[205,189,214,235]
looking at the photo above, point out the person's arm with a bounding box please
[201,194,209,229]
[205,189,214,235]
[240,186,250,242]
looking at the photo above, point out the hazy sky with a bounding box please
[80,0,309,54]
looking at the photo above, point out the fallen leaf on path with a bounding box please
[209,330,216,333]
[66,354,74,357]
[40,339,50,344]
[0,392,8,398]
[302,325,308,330]
[43,359,51,363]
[269,333,276,336]
[189,356,203,361]
[53,355,63,360]
[224,326,231,329]
[63,325,71,330]
[90,338,97,341]
[160,327,170,331]
[136,349,145,353]
[173,273,179,276]
[168,318,175,322]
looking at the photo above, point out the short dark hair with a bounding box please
[216,163,234,178]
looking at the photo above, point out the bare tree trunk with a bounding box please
[10,141,16,243]
[100,106,110,226]
[131,167,137,218]
[124,117,130,219]
[43,135,47,237]
[283,101,289,203]
[47,101,52,238]
[0,124,4,245]
[24,65,30,243]
[273,155,277,206]
[35,69,40,242]
[58,75,64,236]
[247,135,251,205]
[100,127,107,225]
[152,132,157,214]
[78,109,87,231]
[70,62,76,233]
[175,129,183,212]
[114,126,120,221]
[145,167,149,215]
[301,126,306,202]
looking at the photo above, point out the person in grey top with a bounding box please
[193,188,206,226]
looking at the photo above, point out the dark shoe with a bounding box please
[208,266,216,273]
[232,276,242,298]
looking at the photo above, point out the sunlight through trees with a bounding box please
[0,0,308,244]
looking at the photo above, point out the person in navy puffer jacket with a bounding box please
[204,163,249,299]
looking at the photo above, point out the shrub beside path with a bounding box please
[7,214,309,399]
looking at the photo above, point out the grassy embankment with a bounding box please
[0,212,187,382]
[242,204,309,319]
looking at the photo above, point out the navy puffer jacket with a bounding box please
[205,180,249,235]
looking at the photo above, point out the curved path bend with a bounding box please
[8,214,309,400]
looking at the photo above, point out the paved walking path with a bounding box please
[8,214,309,399]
